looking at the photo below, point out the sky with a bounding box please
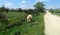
[0,0,60,9]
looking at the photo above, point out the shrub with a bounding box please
[14,31,21,35]
[5,18,25,29]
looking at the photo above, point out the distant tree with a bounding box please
[34,2,45,12]
[1,6,5,10]
[17,8,22,12]
[5,8,9,13]
[0,6,9,12]
[28,9,34,14]
[0,6,5,12]
[10,8,15,12]
[49,9,55,13]
[49,9,52,12]
[23,9,28,14]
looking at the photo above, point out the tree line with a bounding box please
[49,8,60,13]
[0,2,45,14]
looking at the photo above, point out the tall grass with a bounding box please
[0,12,45,35]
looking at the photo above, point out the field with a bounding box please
[49,9,60,16]
[0,12,45,35]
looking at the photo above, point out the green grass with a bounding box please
[0,12,45,35]
[50,11,60,16]
[49,10,60,16]
[53,13,60,16]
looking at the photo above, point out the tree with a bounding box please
[18,8,22,12]
[0,6,9,12]
[34,2,45,12]
[5,8,9,13]
[27,9,34,14]
[0,6,5,12]
[1,6,5,12]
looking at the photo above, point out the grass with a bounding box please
[0,12,45,35]
[53,13,60,16]
[49,10,60,16]
[50,12,60,16]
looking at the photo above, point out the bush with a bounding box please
[5,18,25,29]
[0,13,9,25]
[14,31,21,35]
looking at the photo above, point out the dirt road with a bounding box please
[44,11,60,35]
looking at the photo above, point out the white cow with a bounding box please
[27,14,32,22]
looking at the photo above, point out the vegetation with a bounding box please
[49,8,60,16]
[34,2,45,13]
[0,2,45,35]
[0,12,45,35]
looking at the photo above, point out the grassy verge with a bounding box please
[49,11,60,16]
[49,10,60,16]
[0,12,45,35]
